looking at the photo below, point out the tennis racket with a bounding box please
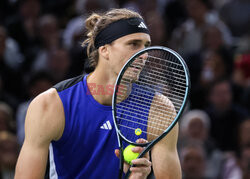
[112,46,190,178]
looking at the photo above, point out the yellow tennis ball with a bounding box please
[123,145,139,165]
[135,128,142,136]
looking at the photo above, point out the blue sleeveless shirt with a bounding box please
[50,75,119,179]
[49,75,154,178]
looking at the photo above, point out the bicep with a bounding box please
[151,123,182,179]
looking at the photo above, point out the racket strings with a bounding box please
[116,115,172,133]
[118,79,186,101]
[116,92,182,114]
[118,124,159,137]
[115,50,187,142]
[123,70,186,89]
[129,59,187,89]
[144,54,186,101]
[132,60,186,80]
[120,71,186,93]
[116,104,176,126]
[133,59,184,73]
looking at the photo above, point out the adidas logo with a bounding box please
[138,22,147,29]
[100,120,112,130]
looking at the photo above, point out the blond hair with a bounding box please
[82,8,143,69]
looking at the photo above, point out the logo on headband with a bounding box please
[138,22,147,29]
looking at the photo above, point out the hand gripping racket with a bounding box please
[112,46,190,178]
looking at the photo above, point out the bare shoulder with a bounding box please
[25,88,65,143]
[15,88,65,178]
[153,92,175,111]
[147,92,178,146]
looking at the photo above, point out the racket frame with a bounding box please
[112,46,190,178]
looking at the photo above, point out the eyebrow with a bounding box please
[126,39,151,46]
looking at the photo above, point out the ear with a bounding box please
[98,45,109,60]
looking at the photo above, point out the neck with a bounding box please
[87,64,117,106]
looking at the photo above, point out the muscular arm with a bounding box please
[148,94,182,179]
[15,89,64,179]
[151,124,181,179]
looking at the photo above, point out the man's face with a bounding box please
[182,147,205,178]
[106,33,151,77]
[209,81,232,111]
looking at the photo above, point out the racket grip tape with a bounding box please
[119,147,124,179]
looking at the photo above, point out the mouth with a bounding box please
[130,64,143,71]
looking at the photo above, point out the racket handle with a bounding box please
[124,166,132,178]
[119,148,124,179]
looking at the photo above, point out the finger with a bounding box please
[136,138,148,144]
[114,149,120,158]
[130,160,152,176]
[130,166,151,175]
[131,146,144,153]
[132,138,148,153]
[115,149,130,172]
[131,158,152,167]
[131,146,150,160]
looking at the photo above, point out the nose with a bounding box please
[138,52,148,65]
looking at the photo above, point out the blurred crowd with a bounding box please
[0,0,249,178]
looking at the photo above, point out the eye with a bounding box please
[130,42,139,47]
[145,42,151,48]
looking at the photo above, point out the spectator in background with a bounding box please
[202,24,234,75]
[0,26,24,71]
[0,0,18,23]
[144,10,167,46]
[39,0,73,23]
[32,47,71,83]
[237,144,250,179]
[236,118,250,178]
[0,131,19,179]
[63,0,114,77]
[179,109,225,178]
[0,77,18,113]
[233,54,250,89]
[32,14,61,72]
[219,0,250,39]
[47,48,72,83]
[63,0,117,49]
[238,118,250,151]
[212,0,231,10]
[184,22,235,110]
[163,0,187,42]
[0,102,15,134]
[232,53,250,111]
[199,50,228,87]
[0,26,24,103]
[235,24,250,54]
[120,0,140,13]
[6,0,41,72]
[187,48,232,109]
[180,110,211,142]
[205,78,249,152]
[170,0,232,57]
[68,29,87,77]
[16,71,54,146]
[180,141,206,179]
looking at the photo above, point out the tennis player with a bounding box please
[15,8,181,179]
